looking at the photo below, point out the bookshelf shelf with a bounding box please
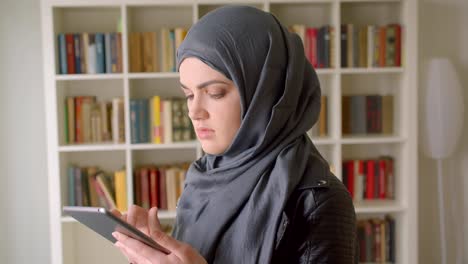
[55,74,124,81]
[315,68,337,75]
[58,144,127,152]
[339,67,404,74]
[158,210,177,220]
[129,141,199,150]
[354,201,405,214]
[310,136,337,145]
[42,1,417,263]
[341,136,405,144]
[127,72,179,79]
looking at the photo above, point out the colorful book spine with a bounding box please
[58,33,68,74]
[95,33,105,73]
[73,34,81,74]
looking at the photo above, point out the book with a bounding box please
[142,32,158,72]
[129,32,142,72]
[73,34,81,74]
[114,170,127,212]
[65,34,75,74]
[151,96,162,144]
[382,95,394,135]
[96,172,117,210]
[58,33,67,74]
[95,33,105,73]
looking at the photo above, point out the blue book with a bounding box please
[105,33,112,73]
[58,33,67,74]
[130,100,139,143]
[95,33,105,73]
[141,99,150,143]
[73,34,81,74]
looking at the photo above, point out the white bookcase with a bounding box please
[41,0,418,263]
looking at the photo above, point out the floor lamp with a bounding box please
[421,57,464,264]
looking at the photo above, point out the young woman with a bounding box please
[112,5,357,264]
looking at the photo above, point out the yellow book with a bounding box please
[114,170,127,212]
[151,96,162,144]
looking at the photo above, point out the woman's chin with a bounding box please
[200,142,227,156]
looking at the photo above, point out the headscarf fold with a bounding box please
[173,6,327,263]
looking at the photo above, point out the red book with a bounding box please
[391,24,402,67]
[65,34,75,74]
[378,159,387,199]
[159,167,168,210]
[366,160,375,199]
[140,168,150,209]
[149,167,159,208]
[306,27,318,68]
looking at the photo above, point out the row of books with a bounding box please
[128,28,188,73]
[67,166,127,212]
[130,97,195,144]
[341,24,402,68]
[342,157,395,201]
[64,96,125,144]
[342,95,393,135]
[289,25,335,69]
[307,96,328,137]
[357,216,396,263]
[57,32,123,74]
[133,165,188,211]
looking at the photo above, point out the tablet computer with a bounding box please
[63,206,171,254]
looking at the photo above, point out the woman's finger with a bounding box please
[148,207,162,233]
[127,205,149,234]
[115,242,135,263]
[111,209,122,218]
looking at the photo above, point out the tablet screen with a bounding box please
[63,206,170,254]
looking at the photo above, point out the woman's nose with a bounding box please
[188,95,208,120]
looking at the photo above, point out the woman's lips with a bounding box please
[196,128,215,139]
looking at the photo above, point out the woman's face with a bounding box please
[179,57,241,155]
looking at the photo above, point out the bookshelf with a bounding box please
[41,0,418,263]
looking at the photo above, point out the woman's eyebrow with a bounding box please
[180,80,229,90]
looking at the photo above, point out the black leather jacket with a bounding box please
[272,171,358,263]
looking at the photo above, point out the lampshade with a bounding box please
[420,57,464,159]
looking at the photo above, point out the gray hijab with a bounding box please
[173,6,327,263]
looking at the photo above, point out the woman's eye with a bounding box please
[185,94,194,100]
[209,93,225,99]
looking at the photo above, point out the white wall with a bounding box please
[0,0,51,263]
[419,0,468,263]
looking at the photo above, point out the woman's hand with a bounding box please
[112,205,161,236]
[112,205,207,264]
[113,229,207,264]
